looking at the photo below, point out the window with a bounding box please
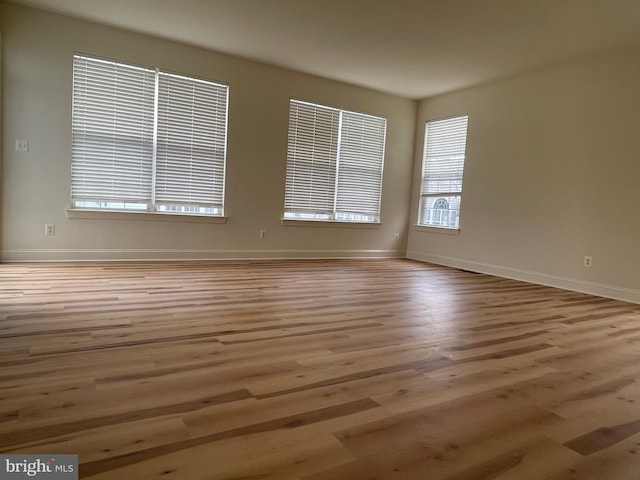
[284,99,386,223]
[71,53,229,216]
[418,115,469,229]
[428,198,450,226]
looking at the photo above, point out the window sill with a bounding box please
[66,209,227,224]
[414,225,460,235]
[281,219,380,229]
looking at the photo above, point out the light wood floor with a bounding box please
[1,259,640,479]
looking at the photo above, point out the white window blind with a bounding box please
[284,99,386,223]
[156,72,228,214]
[418,115,469,229]
[71,53,228,216]
[285,101,339,217]
[72,56,156,208]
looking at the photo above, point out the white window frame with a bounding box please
[418,115,469,230]
[283,99,387,224]
[71,53,229,217]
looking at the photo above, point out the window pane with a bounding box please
[155,72,228,212]
[419,115,468,228]
[335,110,386,220]
[72,54,155,207]
[284,100,339,215]
[419,195,461,228]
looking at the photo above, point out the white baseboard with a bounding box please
[1,248,405,262]
[6,248,637,304]
[407,251,640,305]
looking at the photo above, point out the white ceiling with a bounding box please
[10,0,640,99]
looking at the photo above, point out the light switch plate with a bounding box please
[15,139,29,152]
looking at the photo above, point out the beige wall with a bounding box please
[1,3,416,261]
[407,45,640,303]
[3,4,639,303]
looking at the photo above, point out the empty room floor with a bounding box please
[1,259,640,479]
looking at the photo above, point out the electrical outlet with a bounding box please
[15,139,29,152]
[394,233,400,241]
[44,224,55,236]
[583,256,592,267]
[259,229,267,239]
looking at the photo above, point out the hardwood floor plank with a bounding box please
[79,397,378,477]
[564,418,640,455]
[0,389,253,449]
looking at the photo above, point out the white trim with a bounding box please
[413,225,460,235]
[66,209,227,224]
[281,219,380,229]
[2,249,404,262]
[407,251,640,305]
